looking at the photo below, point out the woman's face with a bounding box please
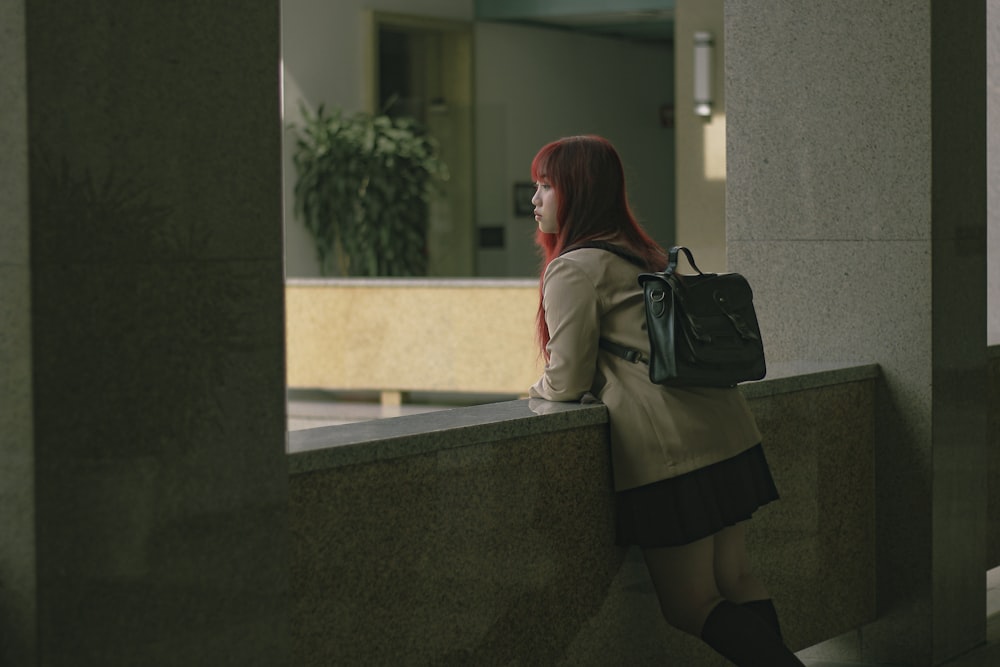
[531,180,559,234]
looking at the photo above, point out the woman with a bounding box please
[527,135,803,667]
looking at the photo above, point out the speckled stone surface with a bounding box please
[289,368,877,665]
[748,380,877,653]
[992,0,1000,349]
[727,2,987,663]
[288,398,608,472]
[988,349,1000,567]
[0,2,35,665]
[288,364,880,472]
[10,3,290,665]
[291,423,632,666]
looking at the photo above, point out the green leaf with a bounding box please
[289,103,447,276]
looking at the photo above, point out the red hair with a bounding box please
[532,135,666,356]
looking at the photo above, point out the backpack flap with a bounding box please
[670,273,765,379]
[639,269,766,387]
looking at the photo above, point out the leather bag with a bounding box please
[561,242,766,387]
[637,246,765,387]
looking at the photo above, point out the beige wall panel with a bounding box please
[287,281,544,394]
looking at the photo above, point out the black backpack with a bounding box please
[565,243,766,388]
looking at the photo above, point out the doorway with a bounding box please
[364,12,474,277]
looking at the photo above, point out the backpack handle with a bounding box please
[665,246,704,276]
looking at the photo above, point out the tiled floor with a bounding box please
[288,394,1000,666]
[798,581,1000,665]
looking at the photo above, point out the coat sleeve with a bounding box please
[528,258,600,402]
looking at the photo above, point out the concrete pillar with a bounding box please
[727,1,987,664]
[0,1,289,665]
[991,0,1000,346]
[0,0,37,663]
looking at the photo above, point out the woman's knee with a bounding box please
[713,523,770,602]
[659,595,724,636]
[716,570,766,602]
[642,542,723,635]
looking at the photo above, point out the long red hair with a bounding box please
[532,135,666,355]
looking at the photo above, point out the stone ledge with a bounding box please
[286,277,539,288]
[288,399,607,474]
[740,361,880,399]
[287,362,879,474]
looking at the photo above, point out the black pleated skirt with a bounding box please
[615,443,779,548]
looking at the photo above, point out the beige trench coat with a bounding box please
[529,248,762,491]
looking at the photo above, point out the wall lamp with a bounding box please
[693,31,714,118]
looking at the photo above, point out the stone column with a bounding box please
[0,1,289,665]
[0,0,37,664]
[991,0,1000,346]
[727,1,987,664]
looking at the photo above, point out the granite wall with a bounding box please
[0,2,290,664]
[726,2,987,664]
[989,348,1000,568]
[288,369,876,665]
[0,0,35,663]
[990,0,1000,348]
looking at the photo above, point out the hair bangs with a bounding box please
[530,145,555,184]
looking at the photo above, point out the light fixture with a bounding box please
[693,31,714,118]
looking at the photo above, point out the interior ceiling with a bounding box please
[507,10,674,45]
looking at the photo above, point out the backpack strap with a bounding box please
[599,337,649,365]
[561,240,647,268]
[560,242,652,366]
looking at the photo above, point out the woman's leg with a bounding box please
[641,536,723,636]
[642,529,804,666]
[713,522,784,638]
[699,599,805,666]
[713,522,770,603]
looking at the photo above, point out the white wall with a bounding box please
[474,22,675,277]
[675,0,726,274]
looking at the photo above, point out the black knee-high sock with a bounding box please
[741,599,783,640]
[700,600,804,667]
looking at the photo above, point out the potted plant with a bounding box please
[290,104,448,277]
